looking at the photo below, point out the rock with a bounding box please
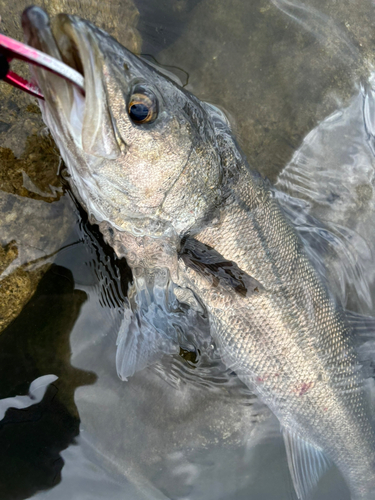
[0,192,76,332]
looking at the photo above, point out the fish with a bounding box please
[20,5,375,499]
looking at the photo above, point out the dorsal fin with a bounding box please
[282,427,331,499]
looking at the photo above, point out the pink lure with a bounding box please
[0,33,84,99]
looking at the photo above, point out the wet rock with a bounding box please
[0,121,10,133]
[0,192,77,334]
[0,240,50,331]
[0,133,62,202]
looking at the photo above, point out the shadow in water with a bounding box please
[0,264,96,500]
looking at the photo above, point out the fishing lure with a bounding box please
[0,33,84,99]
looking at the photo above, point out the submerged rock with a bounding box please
[0,131,62,202]
[159,0,375,181]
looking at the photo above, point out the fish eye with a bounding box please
[128,85,158,124]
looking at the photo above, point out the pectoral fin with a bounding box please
[282,427,330,500]
[180,237,263,298]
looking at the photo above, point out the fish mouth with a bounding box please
[21,6,117,158]
[22,7,85,132]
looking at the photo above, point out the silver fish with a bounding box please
[21,6,375,499]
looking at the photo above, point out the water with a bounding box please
[1,1,375,499]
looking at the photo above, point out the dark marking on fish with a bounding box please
[179,237,263,298]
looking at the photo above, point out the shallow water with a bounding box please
[1,1,375,499]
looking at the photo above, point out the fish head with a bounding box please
[22,6,225,238]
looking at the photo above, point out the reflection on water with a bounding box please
[1,0,375,499]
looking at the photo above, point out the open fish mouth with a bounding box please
[21,6,104,152]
